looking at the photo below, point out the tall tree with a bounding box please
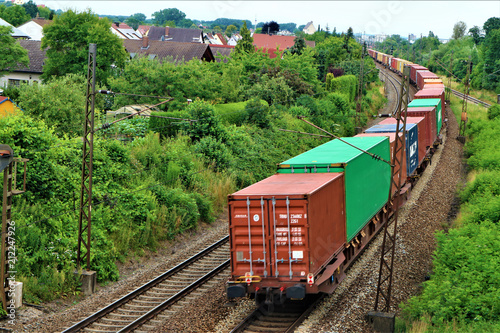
[0,4,30,26]
[468,25,484,45]
[289,35,306,55]
[152,8,186,27]
[261,21,279,34]
[22,0,38,18]
[452,21,467,39]
[0,26,29,75]
[125,13,146,30]
[41,10,128,85]
[225,24,237,37]
[234,21,254,56]
[483,17,500,37]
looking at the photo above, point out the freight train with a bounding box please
[225,50,446,306]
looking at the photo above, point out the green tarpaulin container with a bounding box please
[408,98,442,134]
[278,137,391,241]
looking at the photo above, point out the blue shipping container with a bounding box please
[365,123,419,175]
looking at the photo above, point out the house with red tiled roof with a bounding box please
[0,40,46,88]
[123,38,214,63]
[215,33,227,45]
[137,25,151,36]
[252,34,315,58]
[17,18,52,40]
[0,97,23,118]
[111,22,142,40]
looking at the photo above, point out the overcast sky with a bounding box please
[36,1,500,39]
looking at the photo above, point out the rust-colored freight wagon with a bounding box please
[407,107,438,148]
[414,88,446,124]
[417,71,439,90]
[227,173,347,300]
[410,65,427,84]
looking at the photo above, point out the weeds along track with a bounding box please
[450,88,491,107]
[62,236,229,333]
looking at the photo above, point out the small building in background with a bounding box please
[17,19,52,41]
[303,21,316,35]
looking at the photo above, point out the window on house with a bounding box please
[8,79,21,87]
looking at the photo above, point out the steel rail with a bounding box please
[450,88,491,108]
[118,260,230,332]
[62,235,229,333]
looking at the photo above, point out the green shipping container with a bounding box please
[408,98,442,134]
[278,137,391,241]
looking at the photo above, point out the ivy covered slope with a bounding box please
[2,30,384,304]
[400,104,500,331]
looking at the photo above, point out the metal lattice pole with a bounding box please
[458,56,472,143]
[374,65,410,313]
[77,44,97,271]
[356,50,365,130]
[445,51,454,103]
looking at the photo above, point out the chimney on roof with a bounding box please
[165,26,169,36]
[142,36,149,49]
[114,21,120,28]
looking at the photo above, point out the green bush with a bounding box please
[244,98,270,128]
[194,136,233,172]
[148,110,189,138]
[325,74,357,102]
[487,104,500,120]
[401,221,500,324]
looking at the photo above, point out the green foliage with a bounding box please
[17,74,87,137]
[194,136,232,172]
[41,10,128,84]
[148,110,188,138]
[234,21,254,56]
[244,98,271,128]
[326,74,357,102]
[0,4,30,26]
[184,99,227,142]
[0,26,29,73]
[401,221,500,324]
[213,101,248,126]
[152,8,186,27]
[487,104,500,120]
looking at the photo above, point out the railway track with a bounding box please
[62,236,230,333]
[230,295,325,333]
[449,88,491,107]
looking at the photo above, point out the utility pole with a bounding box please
[458,56,472,144]
[1,145,28,312]
[367,66,411,333]
[445,51,454,103]
[76,44,97,295]
[355,47,365,132]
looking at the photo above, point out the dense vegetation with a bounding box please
[1,11,385,305]
[375,17,500,93]
[399,100,500,331]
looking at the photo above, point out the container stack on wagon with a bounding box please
[226,47,447,304]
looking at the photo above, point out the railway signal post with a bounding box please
[367,66,411,333]
[76,44,97,295]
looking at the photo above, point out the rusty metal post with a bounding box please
[446,52,454,101]
[0,146,28,312]
[458,56,472,143]
[77,44,97,273]
[373,65,410,314]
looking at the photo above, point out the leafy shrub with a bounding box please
[194,136,233,172]
[184,99,227,142]
[244,98,270,128]
[487,104,500,120]
[326,74,357,102]
[148,110,189,138]
[401,221,500,324]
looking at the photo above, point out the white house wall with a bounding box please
[17,21,43,40]
[0,72,42,88]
